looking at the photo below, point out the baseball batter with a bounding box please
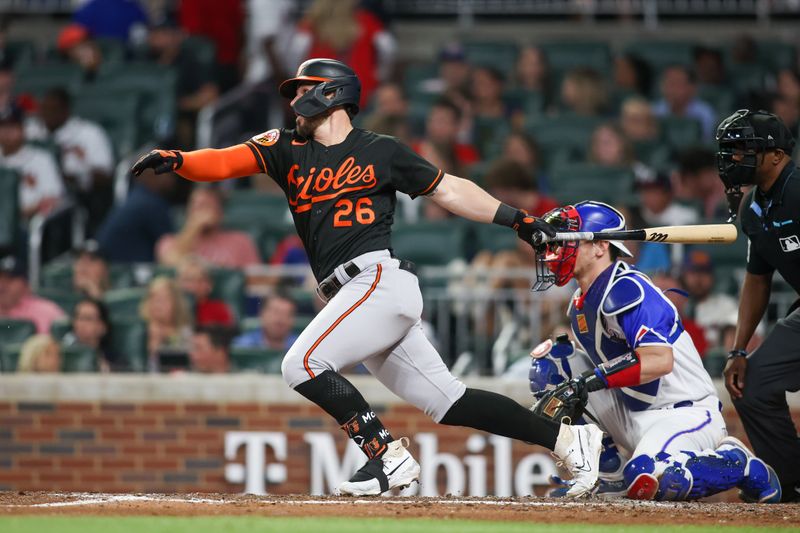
[527,201,781,502]
[132,59,603,497]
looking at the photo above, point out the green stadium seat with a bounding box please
[0,167,19,249]
[539,42,611,76]
[702,347,728,378]
[549,164,636,206]
[39,261,72,289]
[94,37,126,66]
[73,92,140,157]
[727,64,771,96]
[5,40,36,67]
[35,288,82,314]
[757,40,796,72]
[0,343,23,372]
[230,347,285,373]
[659,116,702,150]
[692,234,749,294]
[61,344,98,372]
[472,116,510,158]
[469,223,518,255]
[633,141,673,172]
[94,62,177,146]
[697,86,736,119]
[50,319,71,341]
[293,314,315,334]
[110,318,148,372]
[391,221,467,266]
[463,41,518,74]
[525,115,603,156]
[13,63,83,98]
[209,268,246,319]
[0,319,36,346]
[624,41,695,72]
[503,89,544,117]
[403,63,439,95]
[182,36,217,80]
[103,287,147,319]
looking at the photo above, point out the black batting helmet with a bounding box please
[279,58,361,118]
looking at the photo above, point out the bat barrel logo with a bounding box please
[647,232,668,242]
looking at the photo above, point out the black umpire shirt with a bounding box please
[741,163,800,294]
[245,127,443,281]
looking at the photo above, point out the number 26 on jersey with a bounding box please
[334,198,375,227]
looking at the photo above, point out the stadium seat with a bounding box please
[230,347,285,374]
[110,318,148,372]
[0,167,19,249]
[463,41,518,75]
[103,287,147,319]
[549,164,636,206]
[757,40,797,72]
[0,318,37,346]
[402,62,439,96]
[0,343,23,372]
[692,235,749,294]
[472,116,510,158]
[50,319,71,341]
[226,190,291,214]
[468,223,518,255]
[659,116,702,150]
[503,88,544,117]
[391,221,467,266]
[539,41,611,77]
[13,63,83,98]
[697,86,736,119]
[4,40,36,67]
[702,347,727,378]
[61,344,98,372]
[209,268,246,319]
[39,261,72,289]
[93,62,178,146]
[525,115,603,156]
[94,37,126,66]
[623,40,695,72]
[35,288,82,314]
[73,92,140,157]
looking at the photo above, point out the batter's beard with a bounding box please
[295,114,326,138]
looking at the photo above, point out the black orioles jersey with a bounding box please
[245,127,443,281]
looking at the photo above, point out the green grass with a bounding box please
[0,517,793,533]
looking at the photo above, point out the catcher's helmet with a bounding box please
[716,109,795,220]
[534,201,632,291]
[279,58,361,118]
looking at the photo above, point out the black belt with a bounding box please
[316,259,416,302]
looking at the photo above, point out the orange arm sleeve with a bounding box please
[176,144,262,182]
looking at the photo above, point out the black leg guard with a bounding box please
[440,388,560,450]
[294,370,393,458]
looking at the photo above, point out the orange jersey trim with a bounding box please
[416,169,444,196]
[245,140,268,174]
[303,264,383,379]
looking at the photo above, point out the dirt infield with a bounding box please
[1,492,799,527]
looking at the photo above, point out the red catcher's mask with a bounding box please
[533,205,581,291]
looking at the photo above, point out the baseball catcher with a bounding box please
[527,200,781,502]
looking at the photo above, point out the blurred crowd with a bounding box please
[1,0,797,375]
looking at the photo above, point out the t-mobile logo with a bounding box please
[361,411,376,423]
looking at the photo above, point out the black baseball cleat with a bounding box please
[338,437,420,496]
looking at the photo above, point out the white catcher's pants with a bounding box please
[281,250,467,422]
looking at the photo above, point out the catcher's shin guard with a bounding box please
[624,454,658,500]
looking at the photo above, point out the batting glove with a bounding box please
[513,210,557,246]
[132,149,184,176]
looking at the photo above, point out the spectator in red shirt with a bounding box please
[177,256,235,327]
[412,98,479,177]
[179,0,244,91]
[296,0,395,107]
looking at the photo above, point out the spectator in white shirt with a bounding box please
[0,105,64,221]
[25,87,115,232]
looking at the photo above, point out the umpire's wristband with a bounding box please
[727,349,748,360]
[493,203,521,228]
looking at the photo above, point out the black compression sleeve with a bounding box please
[440,388,560,450]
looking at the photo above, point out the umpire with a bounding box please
[718,109,800,502]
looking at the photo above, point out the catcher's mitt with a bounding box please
[531,378,588,424]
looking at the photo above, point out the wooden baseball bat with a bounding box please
[541,224,738,245]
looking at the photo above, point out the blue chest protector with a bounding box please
[569,261,683,411]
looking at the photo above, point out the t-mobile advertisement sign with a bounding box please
[224,431,558,496]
